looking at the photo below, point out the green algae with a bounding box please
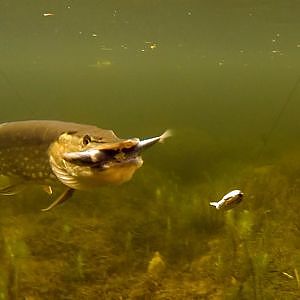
[0,152,299,299]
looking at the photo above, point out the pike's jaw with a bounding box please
[93,156,143,185]
[49,153,143,190]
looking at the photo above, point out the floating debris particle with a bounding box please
[145,41,158,50]
[88,60,112,69]
[282,272,294,279]
[42,12,55,17]
[100,46,113,51]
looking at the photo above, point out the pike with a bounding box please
[0,120,171,211]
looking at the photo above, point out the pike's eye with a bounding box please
[82,135,91,145]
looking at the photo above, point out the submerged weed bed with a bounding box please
[0,157,300,299]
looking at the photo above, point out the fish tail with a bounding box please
[159,129,172,143]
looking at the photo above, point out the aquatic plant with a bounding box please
[0,140,300,299]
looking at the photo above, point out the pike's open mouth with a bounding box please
[63,146,141,170]
[94,147,141,169]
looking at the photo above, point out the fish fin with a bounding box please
[159,129,172,143]
[49,155,82,190]
[42,185,53,195]
[41,188,74,212]
[0,183,26,196]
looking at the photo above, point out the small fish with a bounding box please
[0,121,171,211]
[210,189,243,210]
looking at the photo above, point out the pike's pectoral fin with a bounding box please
[0,183,26,196]
[41,188,74,212]
[42,185,53,195]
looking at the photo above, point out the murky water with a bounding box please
[0,1,300,299]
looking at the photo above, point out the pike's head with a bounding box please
[48,128,171,190]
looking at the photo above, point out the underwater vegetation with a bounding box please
[0,139,300,299]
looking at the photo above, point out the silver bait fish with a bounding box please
[209,189,243,210]
[0,120,171,211]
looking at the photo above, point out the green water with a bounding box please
[1,1,300,299]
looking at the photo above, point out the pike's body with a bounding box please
[0,120,170,211]
[0,121,86,184]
